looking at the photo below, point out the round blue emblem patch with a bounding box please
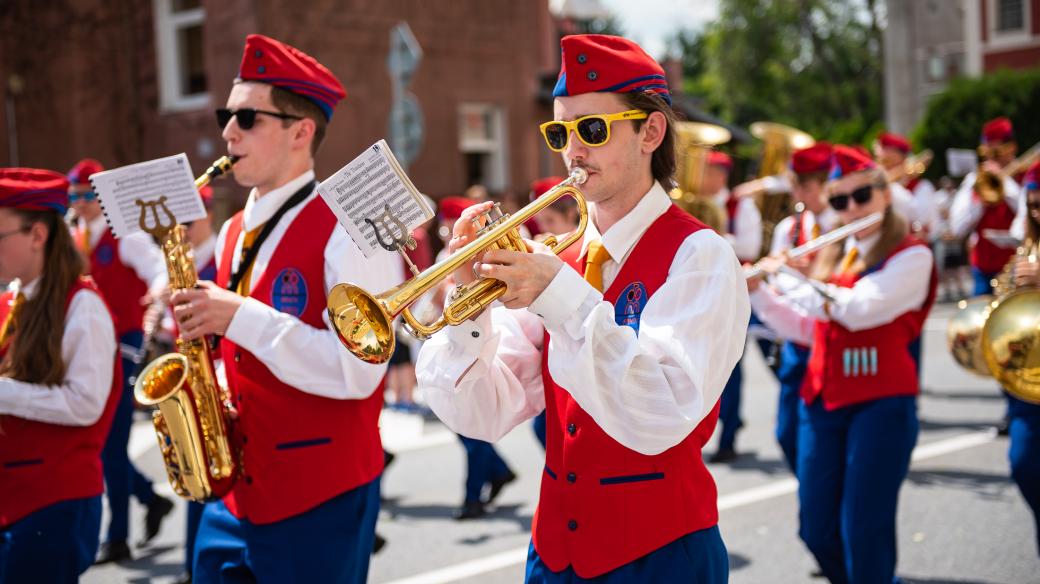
[271,268,308,317]
[615,282,648,332]
[95,243,114,266]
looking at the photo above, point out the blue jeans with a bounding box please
[0,496,101,584]
[797,396,918,584]
[458,435,512,503]
[525,525,728,583]
[193,478,380,584]
[717,360,743,451]
[776,342,810,473]
[971,267,997,296]
[1009,396,1040,556]
[101,329,156,543]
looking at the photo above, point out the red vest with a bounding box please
[725,192,739,236]
[970,198,1017,274]
[534,205,722,577]
[216,198,384,524]
[0,277,121,527]
[801,237,937,410]
[81,228,148,335]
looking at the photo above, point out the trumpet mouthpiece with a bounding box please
[570,167,589,185]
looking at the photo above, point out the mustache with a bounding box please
[568,162,596,174]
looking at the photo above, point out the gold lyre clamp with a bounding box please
[136,196,178,240]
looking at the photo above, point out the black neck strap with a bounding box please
[226,180,316,293]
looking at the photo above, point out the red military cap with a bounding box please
[981,117,1015,144]
[791,142,833,175]
[552,35,671,105]
[238,34,346,120]
[0,168,70,215]
[829,145,876,180]
[1024,161,1039,192]
[707,151,733,170]
[530,176,565,201]
[198,185,214,210]
[67,158,104,186]
[438,196,476,221]
[877,132,911,154]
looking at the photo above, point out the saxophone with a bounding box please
[133,156,239,501]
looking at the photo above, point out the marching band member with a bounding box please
[418,34,748,581]
[170,35,398,583]
[705,150,762,462]
[766,141,836,473]
[67,158,174,563]
[750,146,936,584]
[0,168,120,583]
[875,131,938,237]
[950,117,1023,296]
[1006,161,1040,555]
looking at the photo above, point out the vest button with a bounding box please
[567,423,577,436]
[245,475,254,485]
[567,519,578,531]
[566,472,576,483]
[234,352,241,363]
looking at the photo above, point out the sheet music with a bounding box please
[89,153,204,238]
[317,139,434,258]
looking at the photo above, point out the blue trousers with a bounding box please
[101,329,156,543]
[186,501,205,573]
[458,435,512,503]
[0,496,101,584]
[717,359,743,451]
[776,342,810,473]
[1009,396,1040,556]
[533,411,547,450]
[971,266,997,296]
[797,396,918,584]
[193,477,380,584]
[525,525,728,583]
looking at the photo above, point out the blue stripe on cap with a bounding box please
[600,74,667,93]
[552,72,569,98]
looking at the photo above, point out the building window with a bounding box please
[154,0,208,112]
[458,103,508,192]
[996,0,1025,32]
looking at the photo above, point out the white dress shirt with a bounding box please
[712,188,762,260]
[908,179,939,238]
[751,230,934,346]
[215,170,399,400]
[193,234,217,272]
[0,278,116,426]
[416,181,750,456]
[80,214,168,293]
[949,171,1023,242]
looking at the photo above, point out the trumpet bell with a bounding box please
[328,283,395,364]
[982,289,1040,404]
[946,296,996,378]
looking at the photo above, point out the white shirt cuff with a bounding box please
[225,297,277,352]
[528,265,598,329]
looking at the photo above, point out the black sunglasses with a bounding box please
[828,185,874,211]
[215,108,302,130]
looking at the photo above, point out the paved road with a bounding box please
[83,301,1038,583]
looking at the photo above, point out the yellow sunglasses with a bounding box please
[539,109,649,152]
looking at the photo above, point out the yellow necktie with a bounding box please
[236,226,263,296]
[811,223,821,241]
[82,225,92,254]
[0,292,26,349]
[583,240,612,292]
[837,246,859,275]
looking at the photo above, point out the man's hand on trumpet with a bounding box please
[450,201,564,310]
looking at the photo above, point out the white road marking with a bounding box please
[382,430,998,584]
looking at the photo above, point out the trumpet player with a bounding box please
[766,141,836,473]
[0,169,120,583]
[67,158,174,563]
[950,117,1023,296]
[418,34,748,582]
[170,35,398,583]
[874,131,938,238]
[748,146,936,584]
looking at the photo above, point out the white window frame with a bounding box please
[986,0,1034,50]
[153,0,209,112]
[458,103,509,192]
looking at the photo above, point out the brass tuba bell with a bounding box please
[981,242,1040,403]
[749,122,815,258]
[671,121,731,232]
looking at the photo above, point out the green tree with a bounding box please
[676,0,885,146]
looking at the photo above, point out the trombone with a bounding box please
[328,169,589,364]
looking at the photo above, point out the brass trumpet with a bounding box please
[328,169,589,364]
[975,141,1040,205]
[885,149,933,185]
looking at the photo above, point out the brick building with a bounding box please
[965,0,1040,73]
[0,0,562,216]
